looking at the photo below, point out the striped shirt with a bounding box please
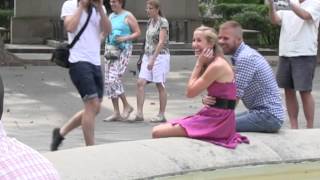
[232,42,285,121]
[0,121,60,180]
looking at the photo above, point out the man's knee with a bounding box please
[85,98,101,114]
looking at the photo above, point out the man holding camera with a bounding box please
[268,0,320,129]
[50,0,111,151]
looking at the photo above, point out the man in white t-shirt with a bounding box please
[50,0,111,151]
[268,0,320,129]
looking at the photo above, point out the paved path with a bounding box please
[1,55,320,152]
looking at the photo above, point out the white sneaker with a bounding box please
[150,114,166,123]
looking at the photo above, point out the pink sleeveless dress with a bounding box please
[170,81,249,149]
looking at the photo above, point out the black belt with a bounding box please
[210,98,236,109]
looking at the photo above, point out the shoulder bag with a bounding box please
[136,39,145,72]
[51,8,92,68]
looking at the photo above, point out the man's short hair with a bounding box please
[219,20,243,39]
[0,75,3,120]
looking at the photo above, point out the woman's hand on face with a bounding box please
[198,48,214,65]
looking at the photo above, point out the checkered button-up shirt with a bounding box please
[0,121,60,180]
[232,43,285,121]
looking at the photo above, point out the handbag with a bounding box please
[137,39,146,72]
[104,44,121,60]
[51,7,92,68]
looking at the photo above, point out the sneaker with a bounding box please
[50,128,64,151]
[128,115,144,122]
[150,114,167,123]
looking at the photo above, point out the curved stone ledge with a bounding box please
[43,129,320,180]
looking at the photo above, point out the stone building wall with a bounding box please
[11,0,200,44]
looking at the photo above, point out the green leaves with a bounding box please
[0,10,13,28]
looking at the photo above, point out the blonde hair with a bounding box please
[147,0,163,16]
[194,25,223,56]
[219,20,243,39]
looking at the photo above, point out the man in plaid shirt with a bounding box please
[0,75,60,179]
[203,21,285,132]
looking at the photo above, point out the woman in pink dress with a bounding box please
[152,26,248,149]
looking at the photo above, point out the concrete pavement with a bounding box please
[1,55,320,153]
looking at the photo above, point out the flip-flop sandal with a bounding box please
[103,115,123,122]
[121,107,134,120]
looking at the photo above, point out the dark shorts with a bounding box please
[276,56,317,91]
[69,61,103,101]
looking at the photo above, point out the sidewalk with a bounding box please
[1,55,320,152]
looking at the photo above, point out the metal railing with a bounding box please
[138,19,190,43]
[50,18,191,43]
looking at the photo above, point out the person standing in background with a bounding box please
[135,0,170,122]
[268,0,320,129]
[103,0,141,122]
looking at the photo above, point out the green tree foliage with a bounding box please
[209,3,280,47]
[0,10,13,28]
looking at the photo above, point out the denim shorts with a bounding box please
[69,61,103,101]
[276,56,317,91]
[236,111,283,133]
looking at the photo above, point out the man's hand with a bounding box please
[267,0,274,4]
[202,95,216,107]
[79,0,90,8]
[91,0,103,8]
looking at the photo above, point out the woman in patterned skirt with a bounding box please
[104,0,141,121]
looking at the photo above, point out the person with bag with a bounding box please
[50,0,111,151]
[103,0,141,122]
[135,0,170,122]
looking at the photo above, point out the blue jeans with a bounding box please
[236,111,283,133]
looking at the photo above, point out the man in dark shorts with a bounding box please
[50,0,111,151]
[268,0,320,128]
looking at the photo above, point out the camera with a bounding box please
[274,0,291,10]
